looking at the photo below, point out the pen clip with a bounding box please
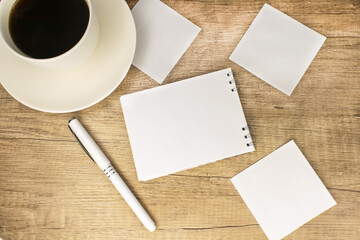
[68,119,95,163]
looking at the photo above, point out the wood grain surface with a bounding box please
[1,0,359,239]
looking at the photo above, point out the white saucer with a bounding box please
[0,0,136,113]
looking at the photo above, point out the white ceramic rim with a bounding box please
[0,0,94,62]
[0,0,136,113]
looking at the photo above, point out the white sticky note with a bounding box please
[231,140,336,240]
[132,0,201,84]
[229,3,326,96]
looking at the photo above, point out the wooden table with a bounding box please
[1,0,359,239]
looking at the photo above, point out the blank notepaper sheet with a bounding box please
[231,140,336,240]
[132,0,201,84]
[230,4,326,96]
[120,68,254,181]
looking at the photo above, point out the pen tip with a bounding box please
[68,117,77,125]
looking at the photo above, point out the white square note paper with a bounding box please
[231,140,336,240]
[132,0,201,84]
[230,4,326,96]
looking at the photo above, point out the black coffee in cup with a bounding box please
[9,0,89,59]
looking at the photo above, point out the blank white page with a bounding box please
[121,68,254,181]
[132,0,201,84]
[230,3,326,96]
[231,140,336,240]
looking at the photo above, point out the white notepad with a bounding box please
[229,3,326,96]
[121,68,255,181]
[231,140,336,240]
[132,0,201,84]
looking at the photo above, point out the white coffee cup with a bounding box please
[0,0,99,69]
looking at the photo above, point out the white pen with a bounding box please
[68,118,156,232]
